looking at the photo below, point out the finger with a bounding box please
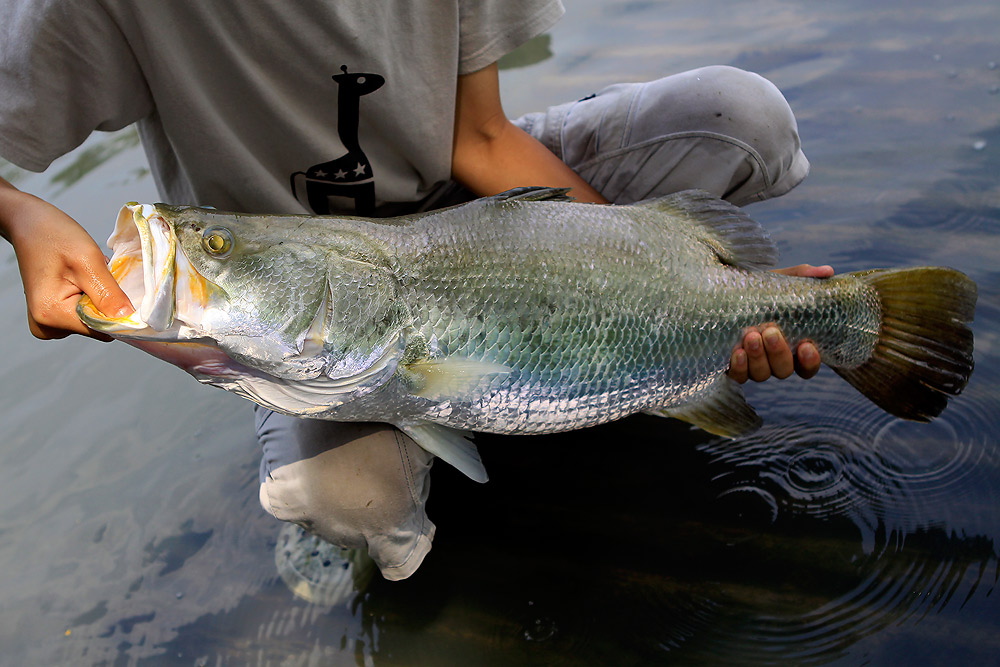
[27,298,114,341]
[773,264,835,279]
[728,347,749,384]
[744,330,772,382]
[85,329,115,343]
[27,315,70,340]
[79,257,134,319]
[761,326,795,379]
[795,341,821,379]
[30,318,113,342]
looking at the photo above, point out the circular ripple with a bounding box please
[882,179,1000,235]
[787,447,846,493]
[713,486,779,525]
[677,374,1000,664]
[873,417,961,477]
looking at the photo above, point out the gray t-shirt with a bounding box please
[0,0,564,215]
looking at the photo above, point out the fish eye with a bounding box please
[201,227,233,257]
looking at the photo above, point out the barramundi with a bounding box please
[78,188,977,482]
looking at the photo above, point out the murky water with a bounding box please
[2,1,998,664]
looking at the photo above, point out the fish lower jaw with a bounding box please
[125,338,248,378]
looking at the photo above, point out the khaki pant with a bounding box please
[257,65,810,580]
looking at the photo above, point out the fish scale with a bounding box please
[390,201,764,433]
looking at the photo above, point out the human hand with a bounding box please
[0,184,133,341]
[727,264,835,383]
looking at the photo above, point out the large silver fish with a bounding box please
[78,188,977,482]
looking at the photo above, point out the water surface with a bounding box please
[1,1,998,664]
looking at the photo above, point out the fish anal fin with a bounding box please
[646,378,762,437]
[401,423,488,483]
[404,357,512,399]
[636,189,779,270]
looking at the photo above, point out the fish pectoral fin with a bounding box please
[404,357,512,400]
[636,189,779,270]
[400,423,488,483]
[646,378,762,437]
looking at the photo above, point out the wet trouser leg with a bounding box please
[256,65,809,580]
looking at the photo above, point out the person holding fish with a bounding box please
[0,1,831,584]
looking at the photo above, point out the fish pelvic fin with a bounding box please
[832,267,977,421]
[400,423,488,483]
[636,189,779,270]
[646,377,762,437]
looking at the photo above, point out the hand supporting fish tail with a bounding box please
[727,264,834,383]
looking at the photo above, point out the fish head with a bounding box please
[77,203,409,414]
[79,202,325,356]
[78,203,198,339]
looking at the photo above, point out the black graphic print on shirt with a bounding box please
[290,65,384,216]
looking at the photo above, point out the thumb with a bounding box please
[78,254,134,320]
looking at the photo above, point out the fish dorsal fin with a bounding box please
[645,376,762,437]
[400,422,488,483]
[637,189,779,269]
[487,186,575,203]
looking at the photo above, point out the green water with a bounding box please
[1,1,998,664]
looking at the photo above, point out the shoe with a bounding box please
[274,522,375,605]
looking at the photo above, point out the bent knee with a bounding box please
[637,65,800,157]
[259,425,435,550]
[259,456,436,578]
[260,464,419,545]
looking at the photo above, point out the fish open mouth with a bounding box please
[77,203,207,340]
[77,204,272,384]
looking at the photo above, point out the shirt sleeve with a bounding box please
[0,0,153,172]
[458,0,565,75]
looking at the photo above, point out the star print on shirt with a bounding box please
[353,163,367,176]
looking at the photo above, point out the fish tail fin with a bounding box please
[832,267,977,421]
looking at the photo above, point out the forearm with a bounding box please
[0,175,33,244]
[451,64,607,205]
[452,115,607,204]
